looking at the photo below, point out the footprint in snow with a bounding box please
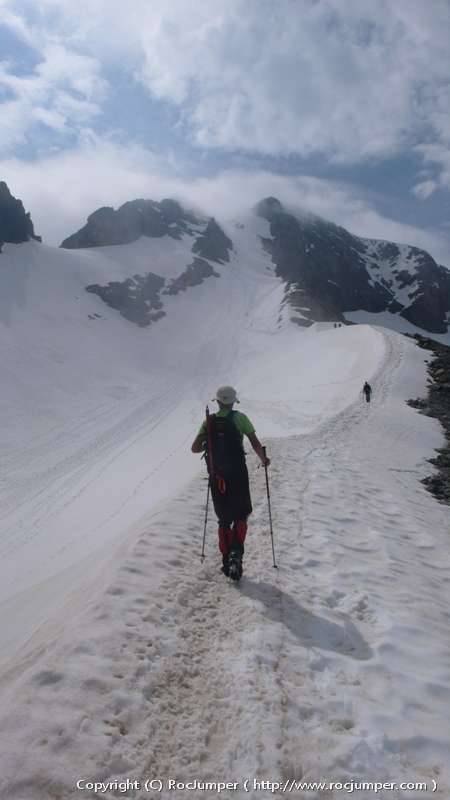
[32,670,64,687]
[324,590,346,608]
[304,558,321,568]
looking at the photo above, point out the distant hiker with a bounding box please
[191,386,270,580]
[363,382,372,403]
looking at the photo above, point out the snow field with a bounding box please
[0,223,449,799]
[0,236,382,663]
[0,329,449,799]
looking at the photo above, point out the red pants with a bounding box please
[218,520,247,557]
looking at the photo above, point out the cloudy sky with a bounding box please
[1,0,450,263]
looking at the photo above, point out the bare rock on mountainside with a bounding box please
[86,272,166,327]
[407,334,450,504]
[191,218,233,263]
[163,258,220,295]
[256,197,450,334]
[60,192,449,335]
[62,199,202,248]
[85,258,221,325]
[0,181,41,250]
[60,199,234,264]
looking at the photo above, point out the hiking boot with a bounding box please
[221,555,230,577]
[228,550,243,581]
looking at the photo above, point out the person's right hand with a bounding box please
[261,456,271,467]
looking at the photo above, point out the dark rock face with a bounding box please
[86,272,166,327]
[75,198,232,327]
[400,250,450,333]
[407,334,450,505]
[61,197,233,282]
[61,198,202,249]
[0,181,41,250]
[86,258,220,328]
[68,192,449,336]
[85,257,221,325]
[163,258,219,296]
[256,197,450,334]
[192,218,233,263]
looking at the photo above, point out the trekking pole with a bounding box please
[200,476,210,562]
[263,446,278,569]
[200,405,214,562]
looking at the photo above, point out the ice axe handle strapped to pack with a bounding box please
[263,446,278,569]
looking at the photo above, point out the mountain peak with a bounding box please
[255,196,285,220]
[0,181,41,250]
[61,197,202,249]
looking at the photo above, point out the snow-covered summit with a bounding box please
[54,193,450,336]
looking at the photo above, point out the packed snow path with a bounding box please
[0,328,449,800]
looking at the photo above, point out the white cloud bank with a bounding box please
[2,139,449,267]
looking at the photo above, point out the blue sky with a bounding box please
[1,0,450,264]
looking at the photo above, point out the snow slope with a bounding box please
[344,310,450,346]
[0,230,382,663]
[0,233,449,798]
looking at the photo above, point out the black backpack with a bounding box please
[206,411,245,479]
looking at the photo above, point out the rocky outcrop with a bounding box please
[86,272,166,327]
[68,192,449,336]
[191,218,233,263]
[163,258,219,296]
[61,197,233,270]
[61,199,201,249]
[0,181,41,250]
[64,196,234,327]
[256,197,450,334]
[85,257,221,325]
[400,249,450,333]
[407,334,450,504]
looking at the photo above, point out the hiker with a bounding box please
[363,381,372,403]
[191,386,270,579]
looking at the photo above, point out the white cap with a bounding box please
[215,385,239,405]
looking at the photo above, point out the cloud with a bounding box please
[0,29,107,153]
[415,144,450,193]
[1,1,450,265]
[0,4,37,47]
[4,0,449,170]
[1,138,449,267]
[412,179,438,200]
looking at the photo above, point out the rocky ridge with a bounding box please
[78,200,231,326]
[56,193,450,335]
[61,199,201,249]
[407,334,450,504]
[0,181,41,251]
[257,197,450,334]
